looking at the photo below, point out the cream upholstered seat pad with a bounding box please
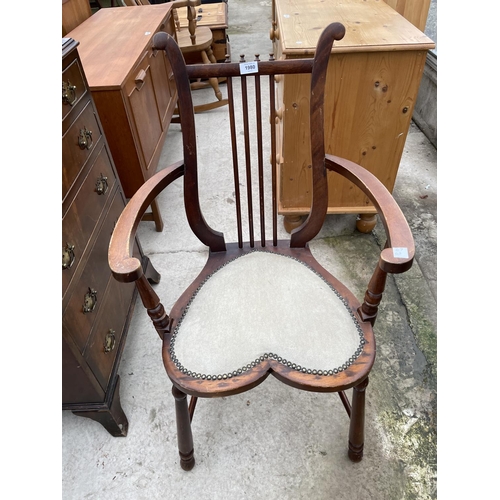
[170,251,365,378]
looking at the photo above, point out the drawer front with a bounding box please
[62,330,105,404]
[84,271,136,390]
[62,188,126,352]
[62,145,118,295]
[62,100,103,198]
[62,58,88,121]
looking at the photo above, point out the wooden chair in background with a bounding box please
[109,23,415,471]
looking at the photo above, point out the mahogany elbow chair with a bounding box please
[108,22,415,471]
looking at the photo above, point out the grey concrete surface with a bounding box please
[414,0,437,147]
[424,0,437,55]
[62,2,437,499]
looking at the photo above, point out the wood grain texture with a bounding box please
[274,0,434,216]
[383,0,432,32]
[275,0,434,55]
[62,0,92,36]
[66,5,174,90]
[177,1,228,30]
[66,4,178,233]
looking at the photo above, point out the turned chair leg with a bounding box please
[172,386,195,471]
[348,377,369,462]
[200,49,223,101]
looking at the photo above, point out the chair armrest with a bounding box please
[325,154,414,274]
[109,161,185,283]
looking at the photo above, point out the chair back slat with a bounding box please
[226,56,272,248]
[254,66,266,248]
[239,71,255,247]
[269,73,278,246]
[226,75,244,248]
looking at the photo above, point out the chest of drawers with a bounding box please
[66,4,177,232]
[271,0,434,232]
[62,38,159,436]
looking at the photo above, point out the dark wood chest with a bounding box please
[62,38,142,436]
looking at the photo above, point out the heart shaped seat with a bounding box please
[171,250,366,380]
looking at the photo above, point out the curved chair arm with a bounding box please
[325,154,414,274]
[109,161,185,283]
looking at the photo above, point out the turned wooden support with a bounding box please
[201,50,223,101]
[187,3,196,44]
[358,261,388,326]
[135,274,170,340]
[188,396,198,422]
[348,377,369,462]
[338,390,351,417]
[172,386,195,471]
[356,213,377,233]
[283,215,305,234]
[173,7,180,31]
[141,198,164,232]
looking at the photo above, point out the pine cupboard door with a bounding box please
[126,52,163,173]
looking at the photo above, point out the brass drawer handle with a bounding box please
[62,80,77,106]
[104,329,116,353]
[78,127,93,150]
[83,287,97,313]
[95,173,108,195]
[62,242,75,270]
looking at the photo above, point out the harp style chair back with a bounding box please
[108,22,415,471]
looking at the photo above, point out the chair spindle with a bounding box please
[239,55,255,248]
[253,55,266,247]
[226,72,244,248]
[269,58,278,247]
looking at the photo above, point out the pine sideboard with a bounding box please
[66,4,178,232]
[271,0,435,232]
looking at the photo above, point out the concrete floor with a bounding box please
[62,2,437,499]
